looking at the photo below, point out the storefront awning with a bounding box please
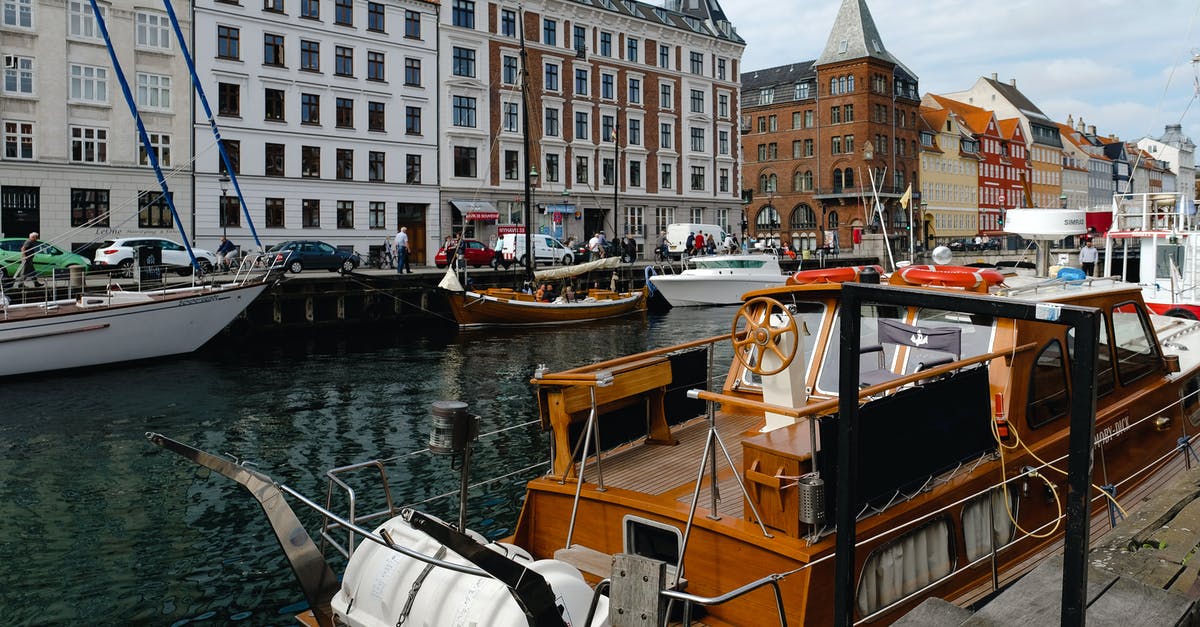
[450,199,499,221]
[543,204,577,214]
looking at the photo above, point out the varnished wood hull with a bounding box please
[444,288,647,327]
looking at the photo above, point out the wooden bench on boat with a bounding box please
[535,354,677,477]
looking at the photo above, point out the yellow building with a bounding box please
[918,106,979,245]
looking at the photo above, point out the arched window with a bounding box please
[828,210,839,228]
[838,76,847,94]
[756,206,781,231]
[767,173,777,192]
[759,173,768,192]
[833,168,844,191]
[829,77,837,95]
[847,75,854,92]
[803,170,813,191]
[793,171,803,191]
[791,204,817,229]
[843,168,854,188]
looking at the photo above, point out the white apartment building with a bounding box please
[1137,123,1196,198]
[193,0,440,262]
[1,0,193,254]
[437,0,744,253]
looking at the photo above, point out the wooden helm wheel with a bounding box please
[732,296,799,376]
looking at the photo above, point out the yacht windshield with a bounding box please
[693,258,769,270]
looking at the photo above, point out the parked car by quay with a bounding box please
[93,237,218,275]
[0,238,91,279]
[435,239,497,269]
[267,240,360,273]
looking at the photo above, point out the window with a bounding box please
[573,25,585,53]
[335,98,354,128]
[69,64,108,103]
[264,34,285,67]
[3,56,33,95]
[451,0,473,29]
[68,1,103,40]
[601,158,614,185]
[334,0,352,25]
[769,115,777,131]
[70,189,109,227]
[300,40,319,70]
[629,119,641,146]
[719,168,729,192]
[804,110,814,128]
[660,83,672,109]
[689,51,703,74]
[218,139,240,174]
[405,106,421,134]
[219,195,240,229]
[367,51,385,80]
[136,11,171,50]
[830,106,841,125]
[265,88,285,121]
[600,32,611,56]
[760,88,774,105]
[3,121,34,159]
[405,9,421,37]
[718,94,729,118]
[804,138,813,157]
[337,200,353,228]
[453,146,477,177]
[857,519,953,615]
[844,104,854,122]
[136,73,171,111]
[690,166,705,190]
[691,208,704,223]
[601,115,614,142]
[335,46,353,76]
[217,83,240,116]
[301,93,319,124]
[367,2,384,31]
[718,130,728,155]
[690,127,704,152]
[368,201,385,228]
[502,56,517,84]
[629,78,641,104]
[630,161,641,187]
[504,150,519,180]
[367,151,384,181]
[452,96,476,127]
[545,107,559,136]
[406,154,421,184]
[832,136,842,154]
[265,198,284,227]
[138,132,171,167]
[138,190,173,228]
[627,37,638,62]
[302,199,320,227]
[661,163,673,189]
[70,126,107,163]
[690,89,704,113]
[404,58,421,85]
[301,145,320,177]
[1027,340,1069,428]
[1111,302,1160,385]
[717,58,726,81]
[500,9,515,37]
[545,63,559,91]
[3,0,32,28]
[542,18,556,45]
[217,26,240,60]
[265,143,285,176]
[452,47,475,77]
[601,74,614,99]
[660,123,672,149]
[367,100,381,129]
[576,156,589,184]
[575,111,589,140]
[502,102,518,132]
[300,0,318,19]
[575,69,589,95]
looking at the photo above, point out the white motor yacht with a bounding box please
[647,253,788,306]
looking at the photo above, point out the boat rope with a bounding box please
[1101,484,1123,528]
[395,545,448,626]
[1178,435,1200,466]
[402,460,550,511]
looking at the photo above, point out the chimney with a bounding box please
[1077,117,1085,132]
[1066,114,1074,127]
[991,72,998,81]
[1009,78,1016,87]
[1088,125,1096,135]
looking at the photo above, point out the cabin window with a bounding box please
[962,489,1016,562]
[1067,316,1114,398]
[1027,340,1070,429]
[908,309,995,373]
[817,305,905,395]
[856,517,954,617]
[1111,302,1159,386]
[623,515,682,573]
[736,302,825,390]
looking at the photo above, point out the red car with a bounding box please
[434,239,497,269]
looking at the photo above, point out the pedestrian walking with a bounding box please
[395,227,412,274]
[18,232,42,288]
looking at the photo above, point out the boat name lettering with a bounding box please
[1094,416,1130,447]
[1063,218,1085,226]
[181,295,219,306]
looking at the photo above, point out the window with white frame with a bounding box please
[660,122,672,149]
[3,121,34,159]
[69,64,108,103]
[136,11,171,50]
[661,163,672,189]
[70,125,108,163]
[718,93,729,118]
[690,89,704,112]
[3,0,33,28]
[690,127,704,152]
[719,169,729,193]
[624,206,644,236]
[690,208,704,223]
[654,206,674,233]
[68,1,104,40]
[137,132,171,167]
[716,208,728,230]
[690,166,705,190]
[502,101,518,132]
[718,129,728,155]
[3,55,33,95]
[136,73,171,111]
[660,83,672,109]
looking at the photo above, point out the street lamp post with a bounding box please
[218,173,230,238]
[920,201,929,251]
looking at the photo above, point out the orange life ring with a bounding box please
[787,264,884,285]
[896,265,1005,289]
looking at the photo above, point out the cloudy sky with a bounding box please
[718,0,1200,144]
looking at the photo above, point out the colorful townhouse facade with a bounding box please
[917,105,979,246]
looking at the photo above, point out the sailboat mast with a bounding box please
[519,9,535,289]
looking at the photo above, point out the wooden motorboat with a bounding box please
[150,263,1200,626]
[438,267,647,328]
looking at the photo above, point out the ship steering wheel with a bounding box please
[732,296,799,376]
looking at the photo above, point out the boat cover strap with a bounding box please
[406,510,566,627]
[396,545,447,626]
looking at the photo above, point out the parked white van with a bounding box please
[664,223,729,258]
[499,234,575,267]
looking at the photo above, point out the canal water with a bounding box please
[0,306,736,625]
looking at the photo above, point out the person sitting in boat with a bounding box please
[562,284,575,302]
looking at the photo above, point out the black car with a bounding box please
[267,240,360,273]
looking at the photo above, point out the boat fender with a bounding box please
[895,265,1005,289]
[644,264,657,296]
[1056,267,1087,282]
[787,264,884,285]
